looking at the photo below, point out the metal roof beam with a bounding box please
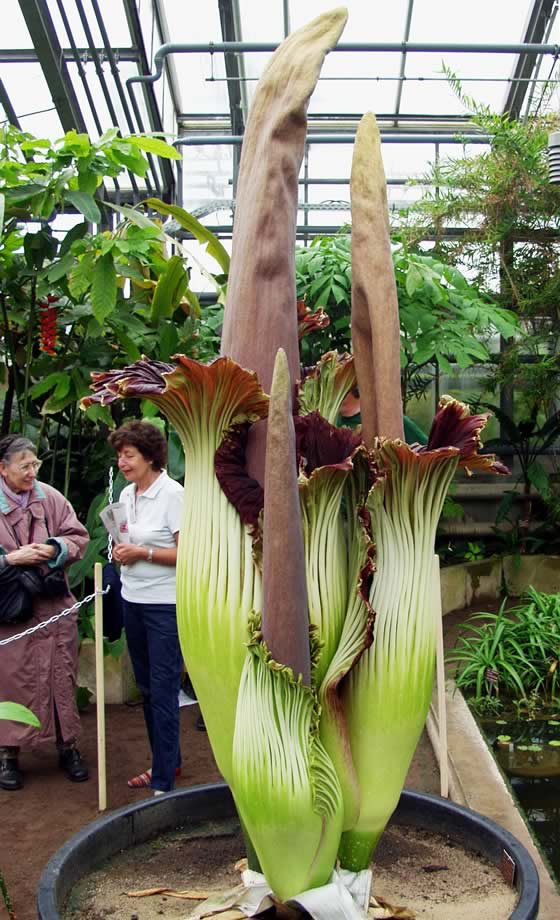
[218,0,245,137]
[393,0,415,127]
[503,0,559,118]
[17,0,87,133]
[218,0,245,192]
[0,79,21,128]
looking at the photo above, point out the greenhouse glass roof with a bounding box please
[2,0,560,234]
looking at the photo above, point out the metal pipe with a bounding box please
[0,48,140,63]
[173,133,490,146]
[127,40,560,93]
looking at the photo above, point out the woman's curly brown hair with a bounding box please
[108,421,167,471]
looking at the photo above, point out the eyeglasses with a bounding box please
[15,459,42,474]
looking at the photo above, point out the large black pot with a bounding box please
[37,783,539,920]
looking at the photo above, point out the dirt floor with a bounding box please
[1,700,440,920]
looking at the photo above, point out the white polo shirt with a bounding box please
[119,471,184,605]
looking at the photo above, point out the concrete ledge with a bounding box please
[428,684,560,919]
[503,555,560,597]
[441,555,560,615]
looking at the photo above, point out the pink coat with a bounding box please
[0,480,89,750]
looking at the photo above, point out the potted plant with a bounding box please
[42,9,539,919]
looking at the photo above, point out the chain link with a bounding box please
[0,587,110,647]
[107,465,114,564]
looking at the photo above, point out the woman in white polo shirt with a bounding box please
[108,421,184,795]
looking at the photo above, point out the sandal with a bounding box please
[127,767,181,788]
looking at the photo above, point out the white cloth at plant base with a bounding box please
[189,870,274,918]
[189,868,373,920]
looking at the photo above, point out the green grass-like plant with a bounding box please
[449,588,560,707]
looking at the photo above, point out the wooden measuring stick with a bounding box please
[434,554,449,798]
[94,562,107,811]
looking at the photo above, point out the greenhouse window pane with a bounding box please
[289,0,410,41]
[159,0,224,113]
[173,53,230,116]
[0,62,63,138]
[400,51,520,115]
[2,0,35,48]
[411,0,531,44]
[237,0,284,41]
[181,143,233,212]
[47,0,132,50]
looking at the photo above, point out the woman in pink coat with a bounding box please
[0,435,90,791]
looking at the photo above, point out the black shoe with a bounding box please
[195,714,206,732]
[59,747,89,782]
[0,754,23,791]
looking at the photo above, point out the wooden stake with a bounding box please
[433,554,449,798]
[94,562,107,811]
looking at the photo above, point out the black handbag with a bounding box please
[0,562,43,625]
[0,511,67,625]
[41,565,67,598]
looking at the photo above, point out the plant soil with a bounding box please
[62,817,517,920]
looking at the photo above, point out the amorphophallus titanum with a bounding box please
[85,356,269,784]
[84,7,509,909]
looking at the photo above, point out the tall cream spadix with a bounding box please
[350,113,404,444]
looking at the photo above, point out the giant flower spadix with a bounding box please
[338,398,508,870]
[83,355,269,783]
[220,6,349,484]
[232,350,344,900]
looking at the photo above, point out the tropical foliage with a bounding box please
[449,588,560,708]
[296,234,519,410]
[0,124,227,520]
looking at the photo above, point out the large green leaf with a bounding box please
[146,197,230,274]
[126,135,181,160]
[527,461,550,497]
[68,535,107,588]
[104,201,165,237]
[68,252,95,299]
[45,252,75,282]
[91,252,117,324]
[59,220,89,257]
[159,320,179,361]
[29,372,68,399]
[150,254,188,322]
[0,191,4,236]
[0,702,40,727]
[65,190,101,224]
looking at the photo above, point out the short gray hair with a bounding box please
[0,435,37,463]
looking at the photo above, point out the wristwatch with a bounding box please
[146,547,154,563]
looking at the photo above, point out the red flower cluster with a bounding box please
[38,296,60,356]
